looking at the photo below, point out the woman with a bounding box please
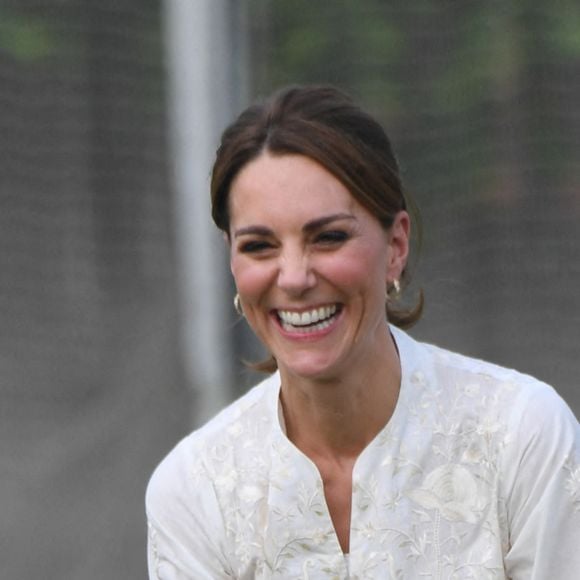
[147,85,580,579]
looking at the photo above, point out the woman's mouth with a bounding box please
[276,304,341,334]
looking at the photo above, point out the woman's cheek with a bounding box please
[323,247,383,287]
[231,258,273,302]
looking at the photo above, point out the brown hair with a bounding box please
[211,84,423,372]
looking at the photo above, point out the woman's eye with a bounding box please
[315,230,349,245]
[239,240,272,253]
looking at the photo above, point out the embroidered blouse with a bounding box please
[146,327,580,579]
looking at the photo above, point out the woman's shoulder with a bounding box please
[147,373,280,502]
[394,326,577,439]
[398,327,561,403]
[190,372,280,444]
[429,340,566,412]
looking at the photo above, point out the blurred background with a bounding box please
[1,0,578,577]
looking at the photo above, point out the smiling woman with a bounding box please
[146,85,580,579]
[228,152,409,385]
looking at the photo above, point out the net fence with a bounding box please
[0,2,190,578]
[1,1,579,578]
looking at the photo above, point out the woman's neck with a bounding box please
[279,332,401,462]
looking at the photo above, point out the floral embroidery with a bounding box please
[407,464,481,523]
[564,452,580,512]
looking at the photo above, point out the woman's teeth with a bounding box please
[277,305,338,332]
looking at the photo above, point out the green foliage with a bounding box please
[0,10,57,62]
[248,0,406,117]
[550,5,580,58]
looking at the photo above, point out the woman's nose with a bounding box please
[277,251,316,296]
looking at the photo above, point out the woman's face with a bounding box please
[228,152,409,382]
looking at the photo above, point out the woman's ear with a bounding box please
[386,211,410,282]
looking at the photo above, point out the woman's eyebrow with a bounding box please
[303,213,356,233]
[233,213,356,239]
[233,225,272,238]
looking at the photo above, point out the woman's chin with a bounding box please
[277,352,345,382]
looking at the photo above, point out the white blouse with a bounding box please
[146,327,580,579]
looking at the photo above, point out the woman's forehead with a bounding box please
[229,153,364,225]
